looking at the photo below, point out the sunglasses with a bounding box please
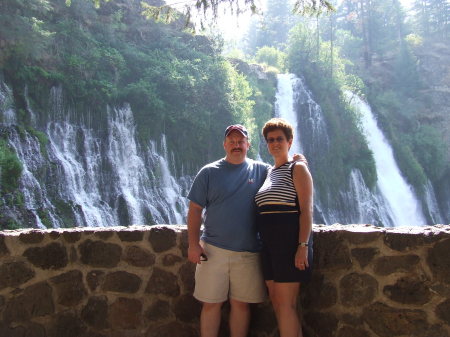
[266,136,286,144]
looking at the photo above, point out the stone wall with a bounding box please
[0,224,449,337]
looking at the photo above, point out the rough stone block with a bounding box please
[3,282,54,322]
[179,262,196,293]
[340,272,378,307]
[0,261,35,290]
[304,311,339,337]
[146,299,172,321]
[314,233,352,271]
[336,326,369,337]
[62,231,82,243]
[109,297,142,329]
[0,234,9,256]
[79,240,121,268]
[162,253,183,266]
[102,271,142,293]
[50,270,87,307]
[81,296,109,329]
[0,321,46,337]
[148,226,176,253]
[383,276,431,305]
[86,270,105,291]
[117,230,144,242]
[351,247,379,268]
[145,267,180,297]
[124,246,155,267]
[362,302,428,337]
[145,321,197,337]
[173,294,201,322]
[427,238,450,284]
[19,230,45,244]
[48,311,87,337]
[302,273,337,310]
[373,255,420,275]
[23,242,68,270]
[249,302,277,336]
[436,298,450,325]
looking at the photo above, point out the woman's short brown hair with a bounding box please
[262,118,294,141]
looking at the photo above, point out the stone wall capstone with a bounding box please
[0,224,449,337]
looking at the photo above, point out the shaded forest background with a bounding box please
[0,0,449,228]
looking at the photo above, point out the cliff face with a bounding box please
[415,41,450,150]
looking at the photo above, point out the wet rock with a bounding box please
[148,226,177,253]
[50,270,87,306]
[102,271,142,293]
[373,255,420,275]
[23,242,68,269]
[0,261,35,290]
[79,240,121,268]
[109,297,142,329]
[124,246,155,267]
[145,267,180,297]
[340,273,378,306]
[362,302,428,337]
[383,276,431,305]
[81,296,109,329]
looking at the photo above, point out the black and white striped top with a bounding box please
[254,162,299,214]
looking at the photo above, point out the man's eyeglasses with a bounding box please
[266,136,286,144]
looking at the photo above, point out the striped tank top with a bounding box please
[254,162,299,214]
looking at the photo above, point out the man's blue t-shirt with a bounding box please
[188,158,270,252]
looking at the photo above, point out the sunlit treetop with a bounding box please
[138,0,333,29]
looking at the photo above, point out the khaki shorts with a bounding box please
[193,242,267,303]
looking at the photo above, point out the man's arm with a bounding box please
[187,201,205,264]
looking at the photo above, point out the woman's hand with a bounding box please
[295,246,309,270]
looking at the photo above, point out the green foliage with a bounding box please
[287,21,376,192]
[254,47,287,72]
[0,139,23,193]
[410,125,448,182]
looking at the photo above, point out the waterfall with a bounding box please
[346,92,427,226]
[1,82,188,228]
[275,73,303,154]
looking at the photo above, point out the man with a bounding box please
[187,124,304,337]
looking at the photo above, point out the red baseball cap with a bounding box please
[224,124,248,138]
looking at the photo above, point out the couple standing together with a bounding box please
[187,118,314,337]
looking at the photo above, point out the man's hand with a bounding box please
[292,153,308,166]
[188,242,205,264]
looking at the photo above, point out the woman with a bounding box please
[255,118,313,337]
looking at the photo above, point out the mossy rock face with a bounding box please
[53,199,78,228]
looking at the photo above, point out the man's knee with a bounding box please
[202,301,224,312]
[229,298,250,311]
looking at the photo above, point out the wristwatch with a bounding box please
[298,242,309,247]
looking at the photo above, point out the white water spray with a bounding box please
[346,92,427,226]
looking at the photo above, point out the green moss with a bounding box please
[0,139,23,193]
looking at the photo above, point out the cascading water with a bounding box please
[1,82,188,228]
[346,92,427,226]
[275,74,428,227]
